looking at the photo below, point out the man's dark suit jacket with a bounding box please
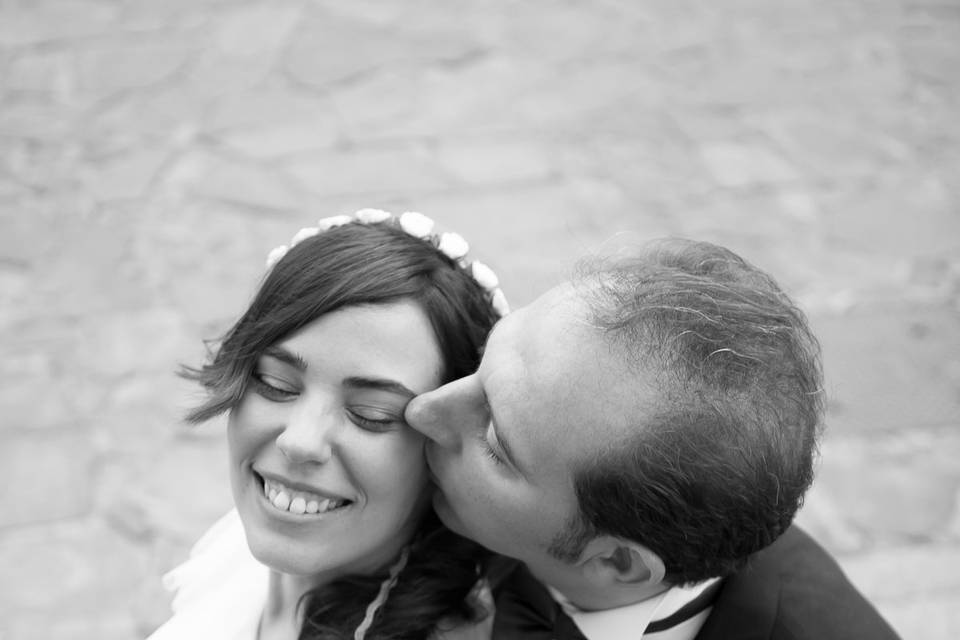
[492,526,901,639]
[694,526,899,639]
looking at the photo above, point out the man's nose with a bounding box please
[276,399,336,464]
[405,374,482,450]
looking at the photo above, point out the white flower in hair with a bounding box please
[470,261,499,290]
[438,232,469,260]
[290,227,319,247]
[398,211,435,238]
[317,215,353,231]
[355,208,392,224]
[265,245,289,269]
[491,288,510,316]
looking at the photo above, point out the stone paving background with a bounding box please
[0,0,958,638]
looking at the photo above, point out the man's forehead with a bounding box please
[522,286,608,382]
[483,285,586,372]
[482,285,642,459]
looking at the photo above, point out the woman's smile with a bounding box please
[253,470,353,517]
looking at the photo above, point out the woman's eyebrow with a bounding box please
[261,348,417,397]
[343,377,417,399]
[262,346,308,372]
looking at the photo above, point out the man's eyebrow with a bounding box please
[343,376,417,399]
[262,346,307,371]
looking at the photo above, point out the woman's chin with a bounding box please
[237,497,376,578]
[246,535,323,576]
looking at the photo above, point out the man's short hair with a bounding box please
[552,238,825,585]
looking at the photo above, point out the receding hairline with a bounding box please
[547,238,825,581]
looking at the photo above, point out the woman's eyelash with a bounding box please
[349,411,398,432]
[249,375,401,431]
[250,373,298,400]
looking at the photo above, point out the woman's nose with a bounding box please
[405,374,483,450]
[275,400,335,464]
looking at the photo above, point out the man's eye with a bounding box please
[250,372,298,402]
[477,433,504,465]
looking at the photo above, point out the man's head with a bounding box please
[405,238,824,601]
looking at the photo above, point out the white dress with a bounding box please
[147,510,268,640]
[146,509,493,640]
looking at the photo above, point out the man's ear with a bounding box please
[578,536,666,587]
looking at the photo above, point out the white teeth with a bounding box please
[273,491,291,510]
[289,497,307,515]
[260,476,347,516]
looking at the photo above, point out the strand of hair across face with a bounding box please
[353,546,410,640]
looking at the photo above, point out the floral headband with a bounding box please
[264,209,510,317]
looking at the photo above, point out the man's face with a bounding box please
[405,285,654,587]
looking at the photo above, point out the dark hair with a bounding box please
[183,220,498,638]
[552,238,824,585]
[300,510,487,640]
[186,221,497,422]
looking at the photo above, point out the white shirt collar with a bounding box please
[548,577,721,640]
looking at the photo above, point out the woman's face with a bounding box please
[228,301,442,579]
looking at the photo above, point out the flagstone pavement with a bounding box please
[1,1,958,638]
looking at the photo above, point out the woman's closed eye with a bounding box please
[251,371,299,402]
[348,406,403,433]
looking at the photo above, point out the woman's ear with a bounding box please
[578,536,666,587]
